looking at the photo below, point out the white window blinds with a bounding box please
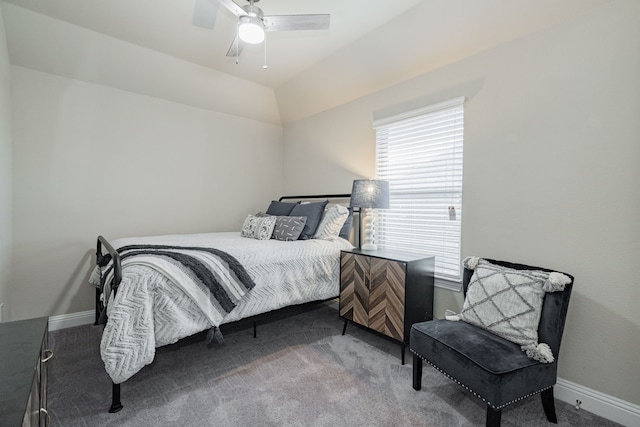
[374,97,464,289]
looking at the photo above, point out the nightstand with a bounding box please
[339,248,434,364]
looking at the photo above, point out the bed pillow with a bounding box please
[254,213,307,241]
[272,216,307,241]
[240,214,277,240]
[265,200,297,216]
[314,204,350,240]
[338,207,354,240]
[289,200,329,240]
[446,258,571,363]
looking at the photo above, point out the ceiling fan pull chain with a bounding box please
[263,33,268,69]
[236,20,240,65]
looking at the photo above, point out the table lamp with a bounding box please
[350,179,390,250]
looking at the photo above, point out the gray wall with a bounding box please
[9,66,284,320]
[2,1,286,321]
[0,5,12,321]
[282,0,640,407]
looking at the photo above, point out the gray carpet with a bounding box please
[48,301,620,427]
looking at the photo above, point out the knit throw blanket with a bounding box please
[97,244,256,383]
[99,244,256,320]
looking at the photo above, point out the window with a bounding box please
[374,97,464,290]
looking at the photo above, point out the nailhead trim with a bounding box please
[410,349,552,410]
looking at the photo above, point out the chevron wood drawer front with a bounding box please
[339,252,365,323]
[368,257,405,341]
[339,249,435,361]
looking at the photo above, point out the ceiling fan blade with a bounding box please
[226,36,247,57]
[263,14,330,32]
[218,0,245,17]
[192,0,219,29]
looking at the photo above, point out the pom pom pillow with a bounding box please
[446,258,571,363]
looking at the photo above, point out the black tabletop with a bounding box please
[0,317,48,426]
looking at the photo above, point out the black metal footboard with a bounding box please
[95,235,124,413]
[95,236,123,323]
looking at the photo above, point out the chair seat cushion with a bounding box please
[410,319,557,408]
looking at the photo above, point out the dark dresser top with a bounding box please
[342,248,435,263]
[0,317,48,426]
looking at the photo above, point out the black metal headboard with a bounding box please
[278,194,358,246]
[278,194,351,203]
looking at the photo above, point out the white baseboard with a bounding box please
[555,378,640,427]
[48,310,95,331]
[47,310,639,426]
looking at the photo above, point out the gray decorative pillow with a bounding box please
[265,200,297,216]
[240,214,276,240]
[289,200,328,240]
[446,258,570,363]
[272,216,307,241]
[338,207,354,240]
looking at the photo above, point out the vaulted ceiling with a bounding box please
[1,0,613,123]
[1,0,423,88]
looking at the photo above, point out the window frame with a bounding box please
[374,97,465,291]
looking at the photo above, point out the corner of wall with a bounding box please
[0,2,14,321]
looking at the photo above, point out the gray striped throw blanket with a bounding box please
[97,244,256,383]
[100,244,256,320]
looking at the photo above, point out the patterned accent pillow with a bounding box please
[272,216,307,241]
[314,204,350,240]
[448,259,569,363]
[240,214,276,240]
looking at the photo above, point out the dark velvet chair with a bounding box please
[410,258,574,427]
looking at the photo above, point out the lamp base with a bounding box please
[361,243,378,251]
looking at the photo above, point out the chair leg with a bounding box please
[412,353,422,390]
[541,387,558,423]
[486,406,502,427]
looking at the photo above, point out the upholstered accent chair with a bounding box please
[410,258,574,427]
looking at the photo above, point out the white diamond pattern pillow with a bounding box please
[447,258,570,363]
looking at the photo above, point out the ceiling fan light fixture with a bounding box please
[238,15,265,44]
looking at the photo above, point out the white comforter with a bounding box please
[98,232,353,383]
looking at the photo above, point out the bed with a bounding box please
[91,194,356,412]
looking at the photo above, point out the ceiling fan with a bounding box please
[193,0,330,58]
